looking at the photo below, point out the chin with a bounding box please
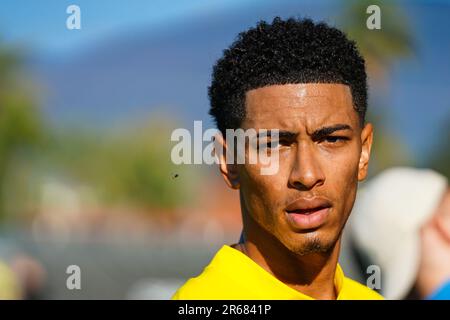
[280,230,339,256]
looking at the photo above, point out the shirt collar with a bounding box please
[214,245,345,300]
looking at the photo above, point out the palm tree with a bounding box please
[0,40,45,221]
[340,0,414,81]
[429,115,450,179]
[338,0,415,173]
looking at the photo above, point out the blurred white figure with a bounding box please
[350,167,450,299]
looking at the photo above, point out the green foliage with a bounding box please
[0,39,197,223]
[339,0,415,69]
[428,116,450,179]
[47,118,198,210]
[339,0,416,175]
[0,42,46,221]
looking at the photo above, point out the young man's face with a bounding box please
[221,83,373,255]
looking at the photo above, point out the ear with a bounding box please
[358,123,374,181]
[214,132,241,189]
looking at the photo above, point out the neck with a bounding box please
[235,214,341,300]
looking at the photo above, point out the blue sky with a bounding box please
[0,0,449,165]
[0,0,266,55]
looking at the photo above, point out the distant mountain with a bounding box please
[26,1,331,129]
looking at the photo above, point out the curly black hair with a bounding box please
[208,17,367,134]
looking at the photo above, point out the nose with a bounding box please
[288,141,325,191]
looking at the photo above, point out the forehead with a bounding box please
[243,83,358,130]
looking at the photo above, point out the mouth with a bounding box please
[286,206,329,215]
[285,198,332,230]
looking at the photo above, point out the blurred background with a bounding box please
[0,0,448,299]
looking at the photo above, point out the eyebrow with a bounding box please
[256,124,352,141]
[256,130,297,140]
[311,124,353,140]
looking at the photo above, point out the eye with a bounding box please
[323,136,348,143]
[260,140,280,149]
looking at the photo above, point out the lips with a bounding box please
[285,197,332,213]
[285,197,332,230]
[286,206,329,215]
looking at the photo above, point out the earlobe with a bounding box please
[358,123,373,181]
[226,165,241,189]
[220,162,240,189]
[215,133,241,189]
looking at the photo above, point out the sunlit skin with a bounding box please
[416,189,450,298]
[216,83,373,299]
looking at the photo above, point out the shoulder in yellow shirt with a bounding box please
[172,245,383,300]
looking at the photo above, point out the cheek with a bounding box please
[239,163,289,221]
[320,143,360,206]
[325,141,360,175]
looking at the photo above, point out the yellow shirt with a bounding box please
[0,261,22,300]
[172,245,383,300]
